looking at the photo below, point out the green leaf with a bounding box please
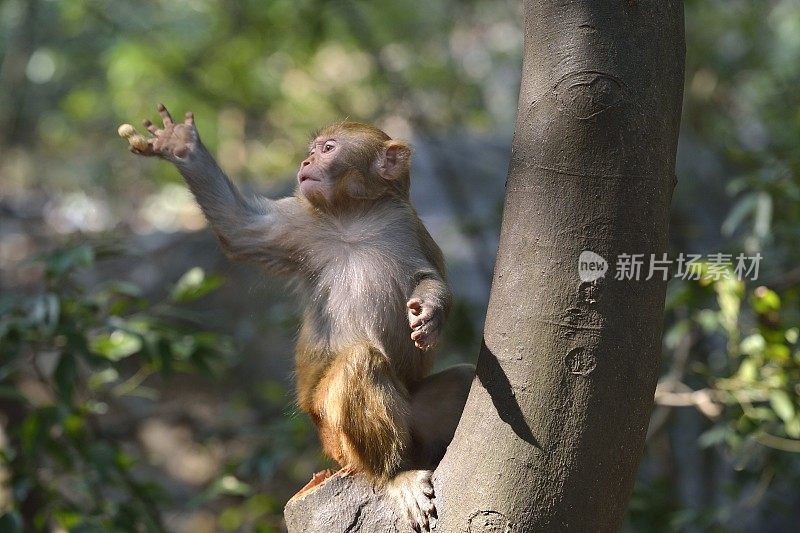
[786,417,800,439]
[53,509,83,530]
[63,414,84,438]
[43,293,60,334]
[170,335,196,359]
[88,441,116,479]
[102,280,142,298]
[769,390,796,423]
[737,358,759,382]
[698,424,730,448]
[694,309,718,332]
[88,368,120,390]
[219,507,243,532]
[752,286,781,314]
[115,449,136,470]
[0,512,23,533]
[19,417,39,456]
[747,407,775,422]
[218,475,252,496]
[90,330,142,361]
[246,493,278,516]
[155,337,174,376]
[171,267,224,302]
[765,343,791,362]
[28,293,60,334]
[721,192,757,237]
[714,278,743,335]
[0,385,26,402]
[259,380,287,405]
[54,353,77,403]
[739,334,765,356]
[98,281,146,315]
[40,244,95,279]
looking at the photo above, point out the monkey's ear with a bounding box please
[378,140,411,181]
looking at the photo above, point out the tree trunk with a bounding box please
[284,0,685,530]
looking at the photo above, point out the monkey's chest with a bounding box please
[304,248,412,343]
[319,254,408,308]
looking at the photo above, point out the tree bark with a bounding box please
[284,0,685,530]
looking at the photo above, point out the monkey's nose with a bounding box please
[300,159,312,168]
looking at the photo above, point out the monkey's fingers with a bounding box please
[410,307,435,328]
[412,318,432,336]
[416,344,432,351]
[406,298,423,315]
[184,111,195,126]
[143,119,160,136]
[410,314,432,329]
[157,103,174,126]
[412,318,441,350]
[118,124,154,155]
[412,332,431,350]
[407,472,435,532]
[129,137,156,156]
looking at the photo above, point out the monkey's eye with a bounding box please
[322,141,336,153]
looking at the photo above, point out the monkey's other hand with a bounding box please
[132,104,200,161]
[385,470,436,532]
[406,297,443,351]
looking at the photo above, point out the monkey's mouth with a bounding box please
[299,175,319,183]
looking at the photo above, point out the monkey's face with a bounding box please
[297,123,411,210]
[297,136,340,205]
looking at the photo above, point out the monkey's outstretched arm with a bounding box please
[121,105,304,274]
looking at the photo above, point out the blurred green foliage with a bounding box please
[0,243,235,531]
[628,1,800,527]
[684,0,800,261]
[0,0,520,200]
[2,0,800,531]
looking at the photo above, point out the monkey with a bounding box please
[120,105,474,531]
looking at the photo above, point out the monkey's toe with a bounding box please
[386,470,436,532]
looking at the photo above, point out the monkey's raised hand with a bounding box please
[126,104,200,162]
[407,297,444,351]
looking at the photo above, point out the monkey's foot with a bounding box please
[288,469,335,502]
[386,469,436,532]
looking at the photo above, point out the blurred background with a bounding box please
[1,0,799,531]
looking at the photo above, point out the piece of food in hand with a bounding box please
[129,134,148,151]
[117,123,149,151]
[117,123,136,139]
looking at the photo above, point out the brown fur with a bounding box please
[312,342,411,477]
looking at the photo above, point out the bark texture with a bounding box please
[284,474,399,532]
[433,0,685,531]
[285,0,684,531]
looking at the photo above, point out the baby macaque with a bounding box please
[121,105,473,531]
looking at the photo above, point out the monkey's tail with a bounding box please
[322,343,411,479]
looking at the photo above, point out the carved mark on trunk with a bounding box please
[554,71,625,120]
[566,347,597,377]
[467,509,512,532]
